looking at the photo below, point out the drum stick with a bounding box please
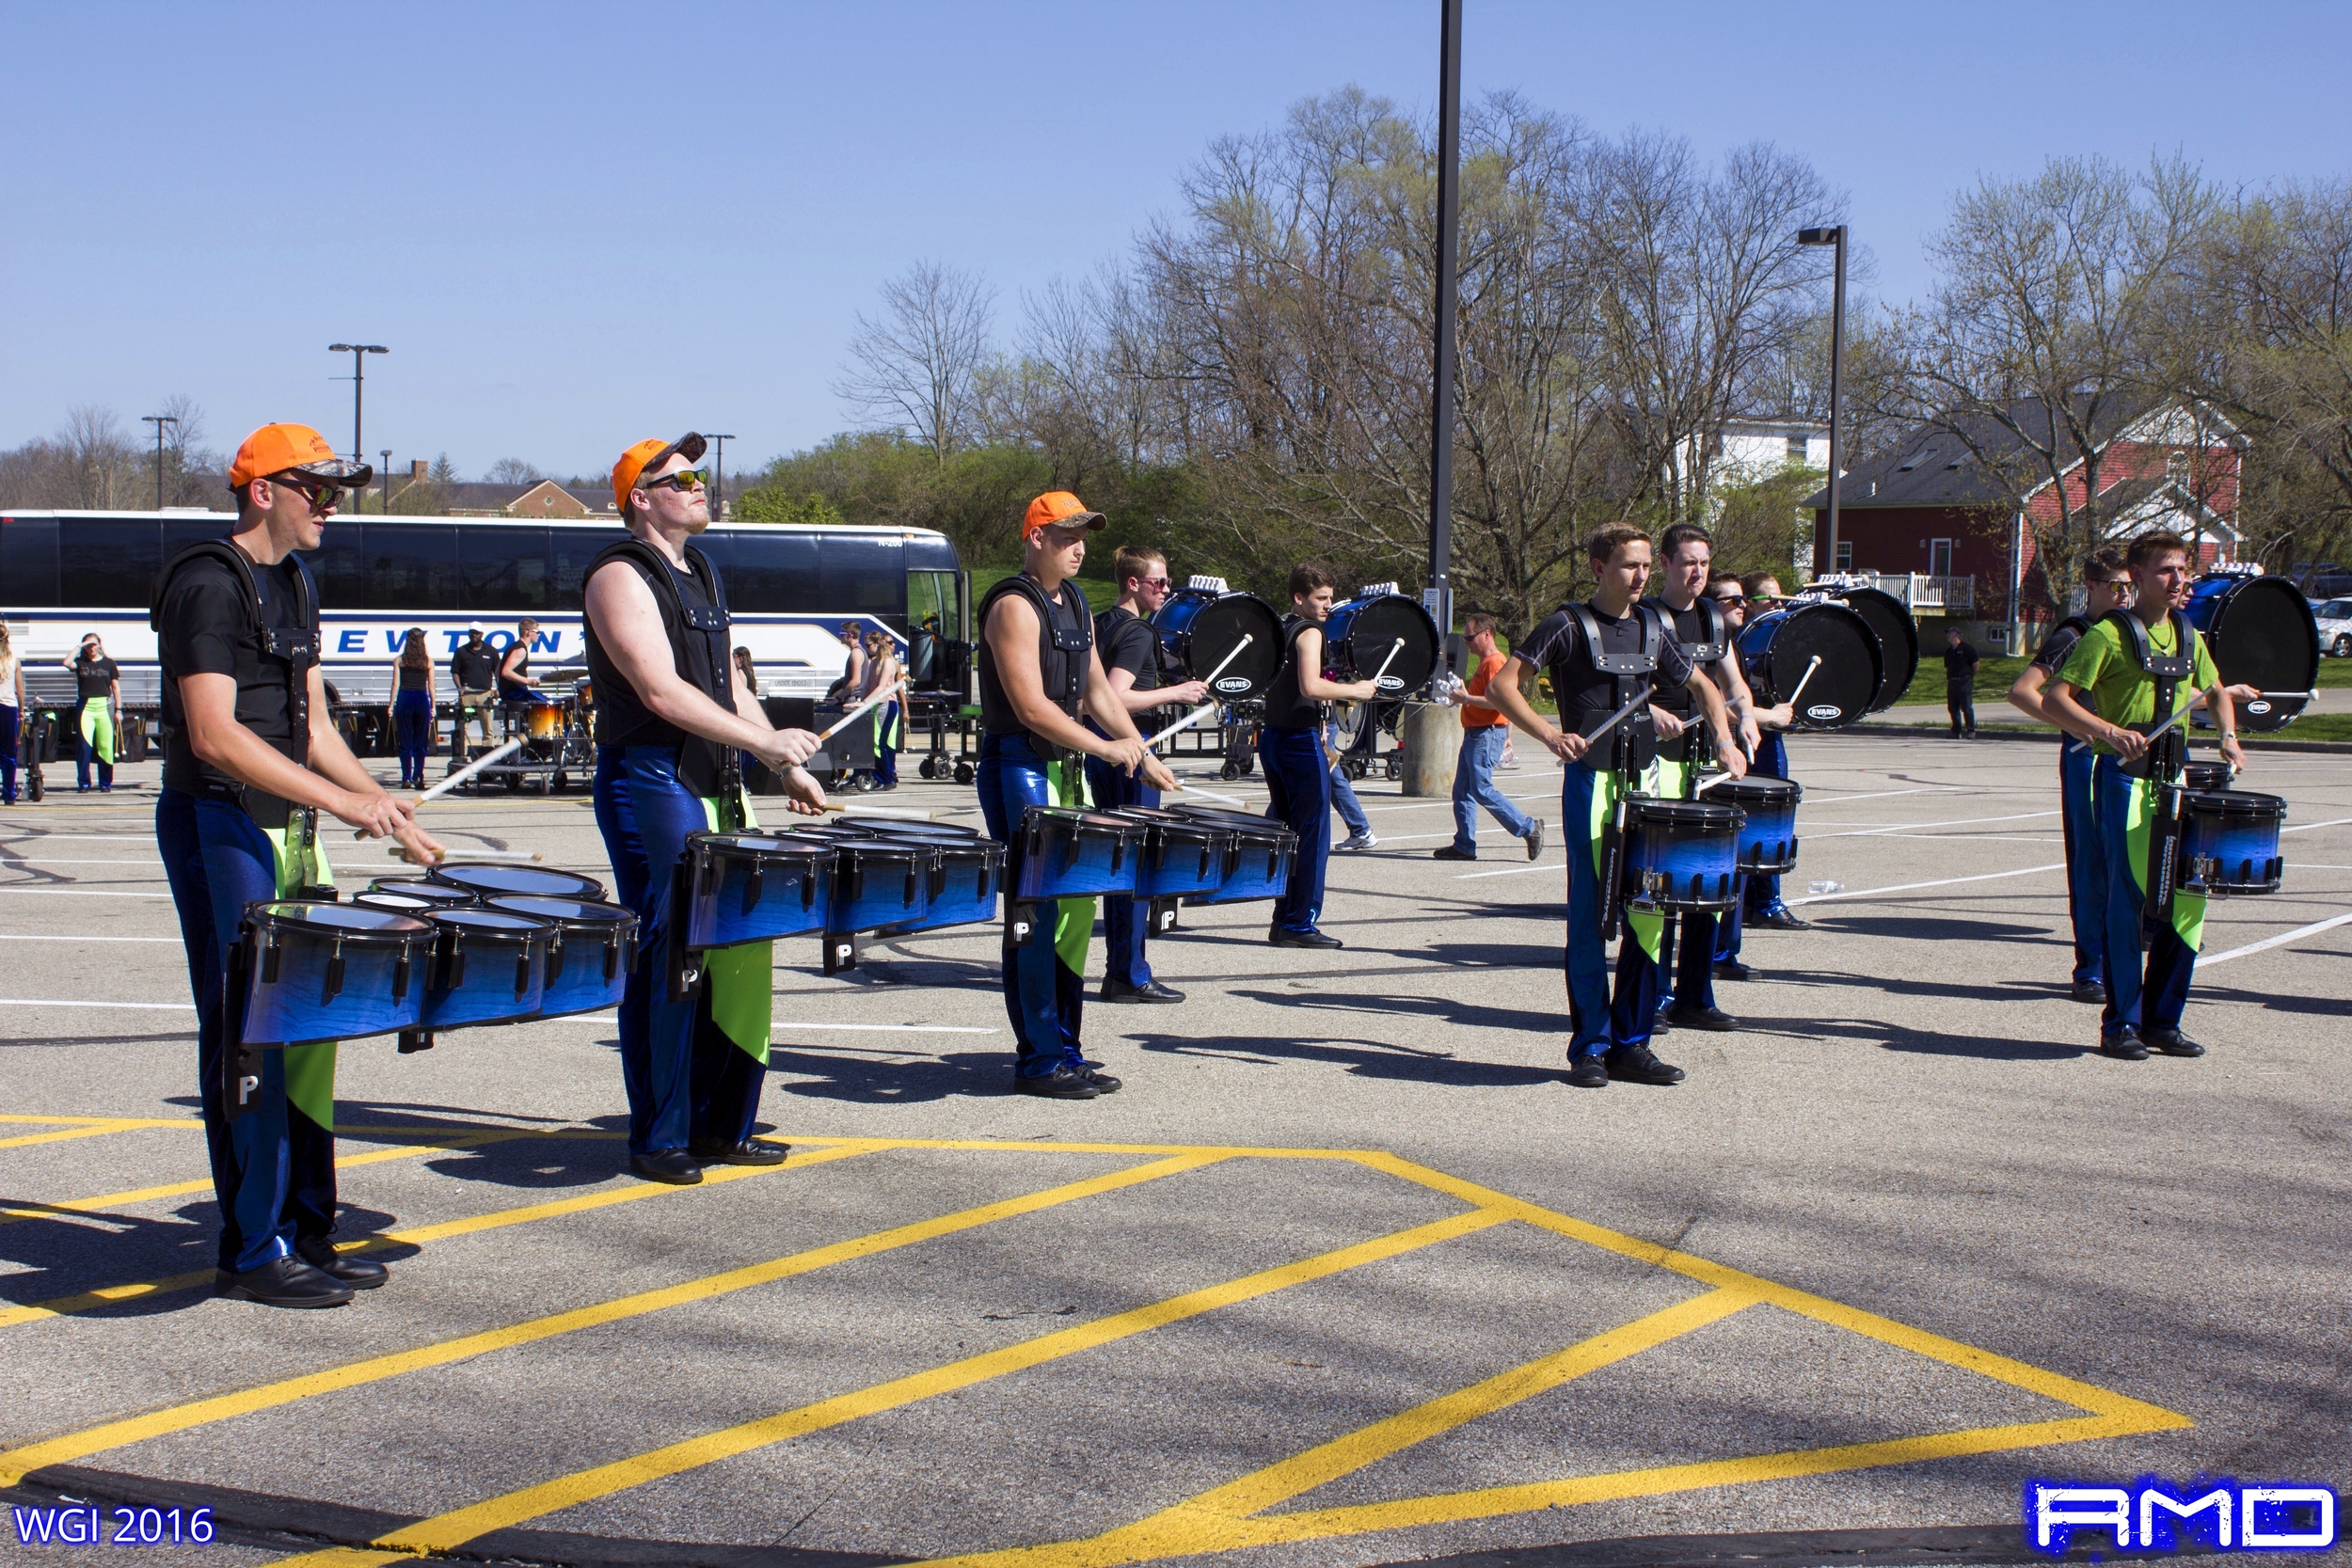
[1168,784,1247,807]
[355,738,525,837]
[1368,637,1406,687]
[1139,636,1257,752]
[1579,684,1656,742]
[389,845,544,864]
[816,680,906,743]
[1782,656,1824,712]
[1197,634,1254,689]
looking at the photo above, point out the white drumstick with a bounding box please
[817,680,906,742]
[389,845,544,863]
[1782,655,1824,712]
[1141,635,1259,752]
[1197,633,1254,689]
[1169,784,1247,807]
[1368,637,1406,688]
[356,738,525,838]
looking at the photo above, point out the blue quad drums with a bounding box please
[1620,798,1743,913]
[684,831,837,949]
[1110,807,1234,899]
[831,835,940,931]
[1164,805,1297,904]
[485,895,639,1016]
[1320,593,1440,696]
[415,908,553,1032]
[241,902,434,1047]
[1152,587,1284,701]
[2183,572,2318,733]
[1739,602,1882,729]
[1706,775,1802,874]
[1016,808,1145,900]
[2173,787,2287,897]
[888,842,1007,935]
[430,863,608,902]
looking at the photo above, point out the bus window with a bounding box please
[0,517,58,608]
[363,524,458,611]
[551,527,625,609]
[725,530,821,613]
[61,518,161,609]
[309,531,365,608]
[162,517,233,561]
[459,525,554,612]
[819,534,906,627]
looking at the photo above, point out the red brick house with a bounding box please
[1804,395,2243,643]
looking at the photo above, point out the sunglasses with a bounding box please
[270,471,343,511]
[640,468,706,494]
[1138,577,1173,590]
[1711,593,1747,603]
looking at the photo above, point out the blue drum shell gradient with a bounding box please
[1015,808,1143,900]
[1708,774,1802,873]
[1620,799,1744,911]
[2174,788,2286,896]
[417,909,552,1031]
[881,841,1006,935]
[242,902,433,1047]
[831,839,937,931]
[1164,806,1297,905]
[486,895,639,1017]
[1115,808,1233,898]
[686,832,837,949]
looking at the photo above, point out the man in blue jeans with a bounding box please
[1328,713,1377,851]
[1433,613,1542,863]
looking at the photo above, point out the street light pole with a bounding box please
[706,434,735,522]
[380,450,393,515]
[1797,227,1846,580]
[140,414,179,510]
[1427,0,1463,637]
[327,343,389,464]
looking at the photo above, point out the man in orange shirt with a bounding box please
[1433,613,1544,862]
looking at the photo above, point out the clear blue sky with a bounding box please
[5,0,2345,483]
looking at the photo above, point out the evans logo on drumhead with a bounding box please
[2248,700,2272,714]
[1376,674,1406,691]
[1214,675,1252,694]
[1807,703,1841,721]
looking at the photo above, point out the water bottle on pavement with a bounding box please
[1805,879,1842,895]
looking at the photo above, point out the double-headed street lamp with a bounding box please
[1797,226,1847,580]
[328,342,389,464]
[140,413,179,510]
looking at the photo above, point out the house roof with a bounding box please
[1804,393,2154,512]
[435,481,612,515]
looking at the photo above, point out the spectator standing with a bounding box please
[448,626,499,766]
[1432,613,1543,862]
[859,629,903,790]
[0,625,20,803]
[733,646,760,696]
[65,634,120,792]
[1942,625,1980,738]
[390,628,437,788]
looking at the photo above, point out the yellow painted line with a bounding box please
[0,1123,191,1150]
[784,1134,1381,1159]
[0,1151,1222,1489]
[0,1143,882,1331]
[0,1114,204,1129]
[294,1207,1509,1564]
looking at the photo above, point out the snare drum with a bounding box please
[1706,775,1802,874]
[241,902,433,1047]
[1108,806,1233,899]
[1164,806,1298,904]
[831,836,938,932]
[430,863,608,902]
[684,832,838,949]
[2182,760,2236,794]
[485,895,639,1016]
[1015,808,1144,900]
[880,839,1006,934]
[415,908,553,1032]
[521,699,566,740]
[2174,787,2287,896]
[1620,798,1743,912]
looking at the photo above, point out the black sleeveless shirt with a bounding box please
[977,574,1091,744]
[583,538,736,795]
[1263,616,1326,732]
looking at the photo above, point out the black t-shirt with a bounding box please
[157,555,305,794]
[72,657,119,702]
[451,642,498,689]
[1516,601,1695,721]
[2031,619,2088,676]
[1941,640,1980,685]
[1643,596,1722,719]
[1094,607,1160,693]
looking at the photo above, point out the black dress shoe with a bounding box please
[1750,907,1812,931]
[1079,1067,1123,1093]
[2100,1031,2151,1061]
[1015,1066,1101,1099]
[1101,978,1184,1004]
[1269,927,1343,949]
[1524,819,1546,861]
[295,1235,387,1289]
[1431,846,1476,861]
[1712,958,1758,981]
[2070,980,2109,1005]
[689,1136,790,1165]
[1565,1055,1609,1088]
[1664,1005,1738,1032]
[2143,1028,2205,1058]
[1606,1045,1687,1085]
[629,1148,705,1184]
[215,1256,353,1309]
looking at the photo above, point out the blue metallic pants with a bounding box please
[593,747,766,1155]
[1258,724,1332,934]
[1562,762,1660,1057]
[0,703,16,803]
[2058,738,2107,988]
[2095,756,2195,1038]
[1084,749,1157,989]
[157,788,336,1273]
[978,733,1089,1075]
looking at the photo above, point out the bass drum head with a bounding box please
[1155,591,1283,700]
[1330,594,1439,694]
[1825,586,1917,711]
[1739,603,1881,728]
[2185,575,2318,732]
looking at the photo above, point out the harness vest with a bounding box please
[1642,594,1728,721]
[2103,607,2201,781]
[149,541,320,821]
[1549,601,1666,776]
[977,574,1091,753]
[582,538,739,797]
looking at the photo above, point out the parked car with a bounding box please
[2315,597,2352,658]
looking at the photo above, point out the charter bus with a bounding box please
[0,510,970,721]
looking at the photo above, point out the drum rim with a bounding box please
[2178,787,2289,819]
[1626,799,1745,825]
[425,908,556,940]
[485,894,639,926]
[1706,775,1802,802]
[366,878,479,902]
[250,900,435,941]
[430,863,603,891]
[696,832,836,858]
[1740,601,1883,721]
[1164,805,1297,842]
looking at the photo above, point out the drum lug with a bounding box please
[259,928,282,986]
[324,936,346,1004]
[544,928,565,982]
[745,857,766,907]
[608,933,628,981]
[800,864,818,910]
[516,948,532,998]
[437,931,466,991]
[391,942,413,1003]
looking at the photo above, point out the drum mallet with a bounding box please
[1141,636,1255,752]
[1367,637,1407,689]
[1782,656,1824,712]
[816,680,907,743]
[357,738,524,839]
[389,845,544,863]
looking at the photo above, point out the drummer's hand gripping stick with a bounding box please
[1367,637,1407,689]
[817,680,908,743]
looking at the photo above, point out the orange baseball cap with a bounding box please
[227,423,373,490]
[612,432,708,515]
[1022,490,1105,539]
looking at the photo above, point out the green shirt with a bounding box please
[2056,612,2219,754]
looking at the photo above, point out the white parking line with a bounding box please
[1789,863,2067,904]
[0,888,171,899]
[0,934,178,942]
[2282,816,2352,834]
[2199,910,2352,966]
[0,998,194,1010]
[1807,811,2060,840]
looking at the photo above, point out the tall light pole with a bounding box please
[706,434,735,521]
[1796,227,1846,580]
[380,450,393,515]
[327,342,389,464]
[140,414,179,510]
[1427,0,1463,645]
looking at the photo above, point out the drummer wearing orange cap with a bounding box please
[154,422,444,1308]
[583,434,827,1183]
[977,492,1177,1098]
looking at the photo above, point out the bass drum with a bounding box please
[1819,585,1917,711]
[1738,602,1882,729]
[1322,593,1440,696]
[2184,573,2318,733]
[1152,588,1283,701]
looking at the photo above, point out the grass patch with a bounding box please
[1893,653,2034,706]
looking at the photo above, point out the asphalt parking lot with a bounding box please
[1,734,2345,1567]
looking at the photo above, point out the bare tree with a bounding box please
[835,261,996,466]
[61,405,141,509]
[485,457,546,484]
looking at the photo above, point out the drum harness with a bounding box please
[979,575,1095,955]
[2105,607,2202,946]
[1552,603,1666,941]
[1650,595,1731,798]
